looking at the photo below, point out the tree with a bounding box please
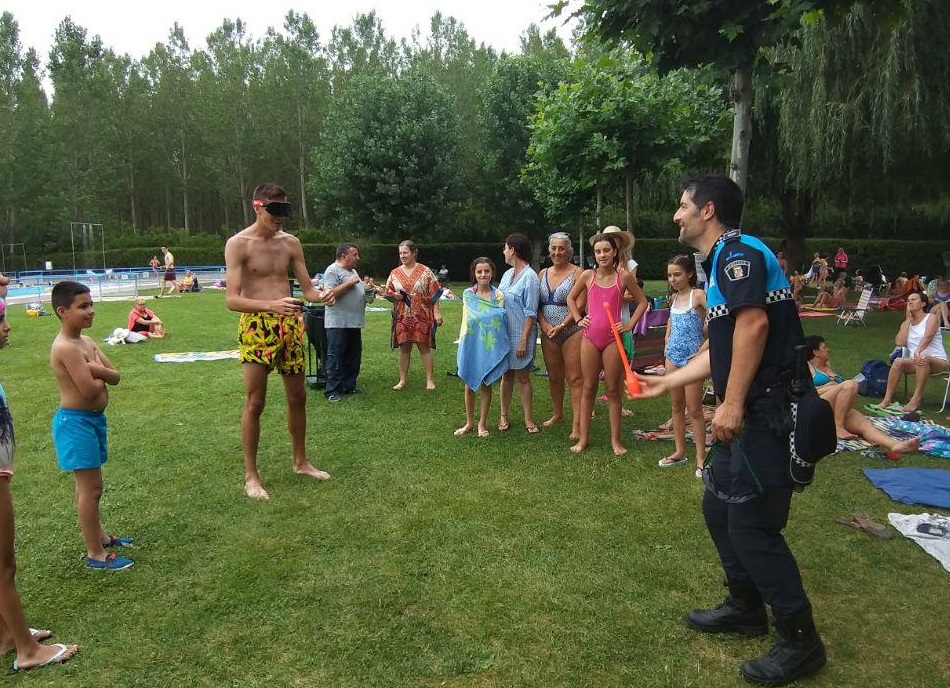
[478,47,569,243]
[561,0,904,192]
[310,70,459,243]
[524,50,729,231]
[259,12,330,227]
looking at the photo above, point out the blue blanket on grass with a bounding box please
[862,468,950,509]
[456,287,509,390]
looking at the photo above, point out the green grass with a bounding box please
[3,285,948,686]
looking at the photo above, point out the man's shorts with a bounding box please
[163,270,176,282]
[239,312,305,375]
[52,408,108,472]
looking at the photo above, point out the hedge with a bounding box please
[38,239,949,284]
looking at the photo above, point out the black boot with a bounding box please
[684,579,768,636]
[740,608,827,686]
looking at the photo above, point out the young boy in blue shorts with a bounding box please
[0,299,79,670]
[50,281,133,570]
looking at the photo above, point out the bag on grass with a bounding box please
[857,359,890,397]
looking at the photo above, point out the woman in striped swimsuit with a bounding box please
[538,233,585,438]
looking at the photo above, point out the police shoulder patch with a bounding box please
[724,259,751,282]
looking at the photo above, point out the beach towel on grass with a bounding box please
[887,513,950,573]
[154,350,240,363]
[863,468,950,509]
[456,287,509,390]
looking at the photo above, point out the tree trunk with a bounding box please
[596,184,603,230]
[625,161,634,231]
[181,131,190,234]
[729,62,753,193]
[780,189,816,273]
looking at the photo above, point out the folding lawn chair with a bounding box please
[836,286,873,326]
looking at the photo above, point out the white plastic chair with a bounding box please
[837,286,873,326]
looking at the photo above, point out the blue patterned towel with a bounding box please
[457,287,509,390]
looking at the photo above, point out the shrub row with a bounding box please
[38,238,949,284]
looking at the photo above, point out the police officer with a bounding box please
[638,174,825,686]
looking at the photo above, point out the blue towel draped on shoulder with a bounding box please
[457,287,509,390]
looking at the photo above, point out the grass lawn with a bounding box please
[3,284,948,686]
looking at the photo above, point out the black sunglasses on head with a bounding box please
[253,200,292,217]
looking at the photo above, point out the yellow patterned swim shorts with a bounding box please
[238,312,305,375]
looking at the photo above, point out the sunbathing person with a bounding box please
[804,335,919,453]
[808,279,847,309]
[177,270,198,293]
[127,298,166,338]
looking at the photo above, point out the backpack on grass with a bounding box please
[857,359,890,397]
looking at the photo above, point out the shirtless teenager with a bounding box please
[225,183,334,500]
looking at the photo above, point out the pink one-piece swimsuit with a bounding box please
[584,273,624,352]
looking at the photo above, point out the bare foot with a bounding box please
[13,642,78,672]
[498,416,510,432]
[1,629,52,654]
[392,381,406,391]
[454,424,474,436]
[425,380,436,390]
[294,462,331,480]
[836,429,859,440]
[542,415,563,428]
[899,403,919,413]
[569,441,587,454]
[569,433,580,441]
[477,427,489,438]
[612,441,628,456]
[890,437,921,454]
[244,480,270,500]
[526,423,539,434]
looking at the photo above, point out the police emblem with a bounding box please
[725,259,750,281]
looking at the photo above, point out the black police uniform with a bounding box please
[701,228,811,618]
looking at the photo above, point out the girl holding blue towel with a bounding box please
[455,258,509,438]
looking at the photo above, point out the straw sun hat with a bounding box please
[589,226,634,255]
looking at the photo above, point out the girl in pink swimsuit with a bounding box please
[567,232,648,456]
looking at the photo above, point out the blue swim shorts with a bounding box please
[52,408,108,471]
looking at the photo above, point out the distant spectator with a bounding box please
[437,264,449,282]
[894,271,909,294]
[853,270,864,291]
[159,246,180,297]
[177,270,199,293]
[127,298,166,338]
[149,255,160,274]
[776,251,788,277]
[833,246,848,275]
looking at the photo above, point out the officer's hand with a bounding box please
[711,400,744,442]
[633,373,667,399]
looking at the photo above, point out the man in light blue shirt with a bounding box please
[322,244,372,401]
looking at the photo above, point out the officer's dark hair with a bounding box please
[681,174,743,229]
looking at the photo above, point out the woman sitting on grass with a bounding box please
[805,335,919,454]
[127,298,166,338]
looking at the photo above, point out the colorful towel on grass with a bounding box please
[154,350,240,363]
[885,419,950,459]
[633,406,716,443]
[863,468,950,509]
[456,287,509,390]
[798,311,837,318]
